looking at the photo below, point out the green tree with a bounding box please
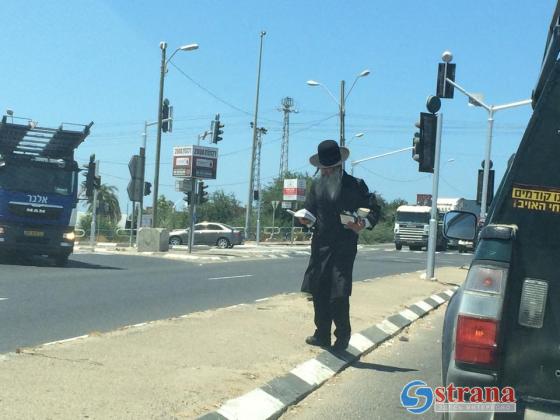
[197,190,245,226]
[83,182,122,225]
[259,170,314,228]
[156,195,189,229]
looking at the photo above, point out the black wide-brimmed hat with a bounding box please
[309,139,350,168]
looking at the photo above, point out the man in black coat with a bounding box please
[298,140,379,351]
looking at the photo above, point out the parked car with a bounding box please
[168,222,244,248]
[440,9,560,417]
[457,239,474,253]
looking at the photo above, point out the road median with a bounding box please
[0,266,466,419]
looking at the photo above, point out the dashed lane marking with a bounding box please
[207,274,254,281]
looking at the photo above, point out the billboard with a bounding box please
[172,145,218,179]
[283,179,306,201]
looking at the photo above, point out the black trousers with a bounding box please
[312,289,351,344]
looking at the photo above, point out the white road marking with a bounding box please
[291,359,336,386]
[377,319,400,335]
[218,388,284,420]
[208,274,254,280]
[400,308,420,321]
[0,298,7,301]
[415,301,433,312]
[430,294,446,304]
[349,333,375,353]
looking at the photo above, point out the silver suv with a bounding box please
[169,222,244,249]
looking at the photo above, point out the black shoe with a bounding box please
[332,340,349,352]
[305,336,330,348]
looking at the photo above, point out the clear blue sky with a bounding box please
[1,0,556,212]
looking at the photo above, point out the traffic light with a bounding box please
[162,98,173,133]
[144,181,152,196]
[198,181,209,204]
[477,162,495,206]
[184,192,192,205]
[436,62,456,99]
[211,114,224,143]
[412,121,423,163]
[412,113,437,173]
[84,154,96,198]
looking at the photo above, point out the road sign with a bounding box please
[271,200,279,209]
[281,201,292,209]
[417,193,432,206]
[127,154,144,202]
[283,179,306,201]
[173,145,218,179]
[175,178,193,192]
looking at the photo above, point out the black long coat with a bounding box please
[301,171,379,298]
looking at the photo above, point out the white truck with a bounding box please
[393,205,446,251]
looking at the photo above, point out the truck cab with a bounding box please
[0,116,92,266]
[394,205,446,251]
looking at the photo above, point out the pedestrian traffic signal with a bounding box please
[412,113,437,173]
[84,154,96,198]
[162,98,173,133]
[211,114,224,143]
[476,169,495,206]
[144,181,152,196]
[198,181,209,204]
[436,62,456,99]
[412,121,422,163]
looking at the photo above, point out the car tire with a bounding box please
[53,254,69,267]
[217,238,230,249]
[169,236,182,246]
[227,244,234,249]
[395,243,402,250]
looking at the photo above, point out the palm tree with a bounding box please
[83,182,122,225]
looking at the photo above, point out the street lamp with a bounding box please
[346,132,365,146]
[306,68,370,148]
[441,51,531,221]
[152,41,199,228]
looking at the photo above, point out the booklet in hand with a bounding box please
[287,208,316,224]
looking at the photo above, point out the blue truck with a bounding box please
[0,115,93,266]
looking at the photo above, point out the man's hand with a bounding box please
[346,218,366,234]
[298,217,312,226]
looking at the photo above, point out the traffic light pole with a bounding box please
[188,177,197,254]
[426,113,443,281]
[89,187,98,252]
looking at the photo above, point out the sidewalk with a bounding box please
[0,267,466,419]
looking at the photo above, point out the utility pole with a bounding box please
[152,42,167,228]
[278,97,297,177]
[340,80,346,149]
[245,31,266,241]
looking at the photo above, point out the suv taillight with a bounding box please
[455,264,509,369]
[456,315,498,367]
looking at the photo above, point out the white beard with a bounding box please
[315,168,342,202]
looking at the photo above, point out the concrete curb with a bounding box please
[197,288,457,420]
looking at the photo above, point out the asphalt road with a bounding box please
[281,304,446,420]
[0,247,471,354]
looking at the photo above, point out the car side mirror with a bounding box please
[443,211,477,241]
